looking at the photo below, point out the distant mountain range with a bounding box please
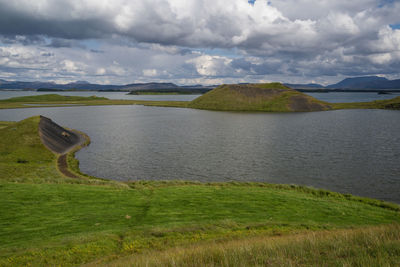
[1,76,400,91]
[285,76,400,90]
[0,80,215,92]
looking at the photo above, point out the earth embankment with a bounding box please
[39,116,87,178]
[38,115,84,155]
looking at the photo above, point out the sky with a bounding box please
[0,0,400,85]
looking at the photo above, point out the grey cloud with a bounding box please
[0,3,113,39]
[47,39,85,48]
[1,0,400,84]
[0,34,46,46]
[0,0,398,56]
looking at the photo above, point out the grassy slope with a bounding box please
[0,116,65,183]
[105,224,400,267]
[0,120,14,129]
[0,116,399,266]
[1,182,399,266]
[188,83,331,112]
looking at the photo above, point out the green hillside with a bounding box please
[188,83,332,112]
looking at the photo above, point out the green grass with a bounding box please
[0,120,14,129]
[1,182,399,266]
[0,116,65,183]
[0,94,188,109]
[0,94,108,102]
[1,116,399,266]
[107,223,400,267]
[188,83,331,112]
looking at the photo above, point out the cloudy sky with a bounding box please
[0,0,400,85]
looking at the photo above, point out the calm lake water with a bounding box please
[306,92,400,103]
[1,105,399,203]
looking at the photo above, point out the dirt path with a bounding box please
[57,154,80,178]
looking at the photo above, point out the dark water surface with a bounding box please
[306,92,400,103]
[1,105,399,203]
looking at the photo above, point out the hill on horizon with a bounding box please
[188,83,332,112]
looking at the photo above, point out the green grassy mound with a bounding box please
[0,116,64,183]
[188,83,332,112]
[0,116,399,266]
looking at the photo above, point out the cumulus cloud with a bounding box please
[187,55,233,76]
[143,69,158,77]
[0,0,400,84]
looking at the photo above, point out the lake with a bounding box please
[1,105,399,203]
[306,92,400,103]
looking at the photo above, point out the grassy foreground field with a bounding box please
[103,224,400,266]
[0,117,399,266]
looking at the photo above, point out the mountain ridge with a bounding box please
[1,76,400,91]
[287,76,400,90]
[0,80,214,91]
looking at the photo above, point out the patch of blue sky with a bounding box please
[81,39,102,50]
[378,0,396,8]
[389,24,400,29]
[248,0,272,5]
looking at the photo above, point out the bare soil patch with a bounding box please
[289,95,330,111]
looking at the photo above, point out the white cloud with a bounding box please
[143,69,158,77]
[61,60,78,72]
[369,53,392,65]
[187,55,232,76]
[96,67,106,75]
